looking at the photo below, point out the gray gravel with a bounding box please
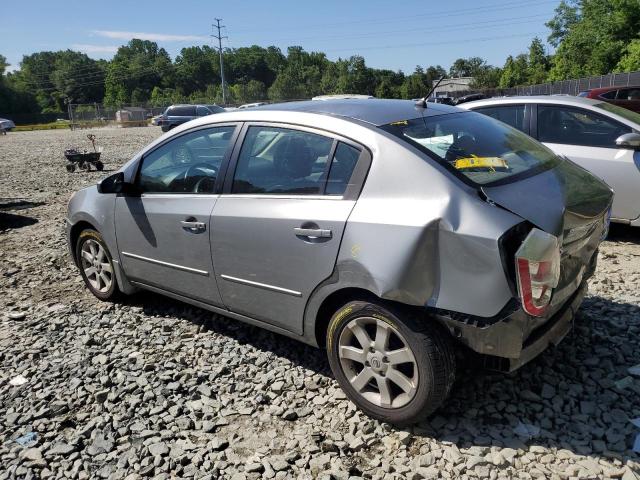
[1,127,640,479]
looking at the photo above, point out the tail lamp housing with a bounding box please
[515,228,561,317]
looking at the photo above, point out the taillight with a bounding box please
[515,228,561,317]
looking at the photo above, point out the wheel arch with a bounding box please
[69,220,99,266]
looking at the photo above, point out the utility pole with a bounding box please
[212,19,228,105]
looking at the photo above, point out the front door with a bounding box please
[211,125,365,334]
[115,125,238,305]
[536,104,640,222]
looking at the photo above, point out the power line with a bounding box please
[229,0,558,34]
[212,18,228,105]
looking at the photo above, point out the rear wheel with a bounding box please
[326,301,455,425]
[66,164,75,173]
[76,229,120,301]
[94,160,104,171]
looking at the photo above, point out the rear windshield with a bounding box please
[596,101,640,126]
[381,112,558,186]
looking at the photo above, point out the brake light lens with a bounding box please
[515,228,561,317]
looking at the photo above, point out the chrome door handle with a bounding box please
[181,220,206,233]
[294,227,332,238]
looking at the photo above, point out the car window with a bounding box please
[616,88,640,100]
[599,90,618,100]
[474,105,526,132]
[196,106,211,116]
[381,112,558,186]
[537,105,631,148]
[232,126,333,195]
[206,105,225,113]
[326,142,360,195]
[138,126,235,194]
[577,91,590,97]
[595,101,640,125]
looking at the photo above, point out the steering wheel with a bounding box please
[184,162,218,192]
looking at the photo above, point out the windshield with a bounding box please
[596,101,640,126]
[381,112,559,186]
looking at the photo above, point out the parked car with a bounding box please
[427,96,454,105]
[238,102,268,109]
[156,104,224,132]
[454,93,487,105]
[579,86,640,113]
[0,117,16,133]
[66,99,612,424]
[459,95,640,226]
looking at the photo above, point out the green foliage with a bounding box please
[547,0,640,80]
[616,39,640,72]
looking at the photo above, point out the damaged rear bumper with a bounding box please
[438,281,588,372]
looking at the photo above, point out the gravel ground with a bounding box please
[1,127,640,480]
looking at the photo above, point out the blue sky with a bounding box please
[1,0,560,73]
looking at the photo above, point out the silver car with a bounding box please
[66,99,613,425]
[459,95,640,226]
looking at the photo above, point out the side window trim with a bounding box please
[221,121,370,199]
[134,123,242,195]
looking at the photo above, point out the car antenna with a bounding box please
[416,76,445,108]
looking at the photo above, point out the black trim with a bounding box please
[529,103,538,139]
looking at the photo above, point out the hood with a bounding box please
[481,158,613,237]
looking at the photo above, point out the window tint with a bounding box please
[169,106,196,116]
[232,126,333,195]
[139,126,235,193]
[599,90,618,100]
[381,112,558,186]
[206,105,225,113]
[537,105,631,148]
[475,105,526,132]
[616,88,640,100]
[326,143,360,195]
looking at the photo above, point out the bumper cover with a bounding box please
[438,281,587,372]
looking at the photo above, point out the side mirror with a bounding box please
[615,132,640,150]
[98,172,134,194]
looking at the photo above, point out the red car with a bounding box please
[578,86,640,113]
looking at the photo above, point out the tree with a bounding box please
[547,0,640,80]
[499,55,529,88]
[527,37,549,84]
[401,67,428,99]
[449,57,486,77]
[104,39,174,106]
[616,39,640,72]
[546,0,580,48]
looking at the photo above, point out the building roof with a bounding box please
[256,98,461,126]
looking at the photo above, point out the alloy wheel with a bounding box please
[338,316,418,408]
[80,239,113,293]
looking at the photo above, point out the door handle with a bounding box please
[181,220,206,233]
[294,227,332,238]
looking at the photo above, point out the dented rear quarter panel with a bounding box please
[304,128,524,343]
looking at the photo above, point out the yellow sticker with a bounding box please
[454,156,509,171]
[351,244,361,258]
[389,120,408,126]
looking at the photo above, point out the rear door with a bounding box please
[115,124,239,304]
[211,123,369,334]
[614,88,640,113]
[533,103,640,222]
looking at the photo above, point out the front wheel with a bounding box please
[76,229,120,301]
[326,301,455,426]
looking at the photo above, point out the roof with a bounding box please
[459,95,605,109]
[255,98,461,126]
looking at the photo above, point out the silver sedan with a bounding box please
[66,99,612,424]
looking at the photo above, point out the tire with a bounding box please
[75,229,121,301]
[95,160,104,171]
[326,301,456,426]
[66,164,75,173]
